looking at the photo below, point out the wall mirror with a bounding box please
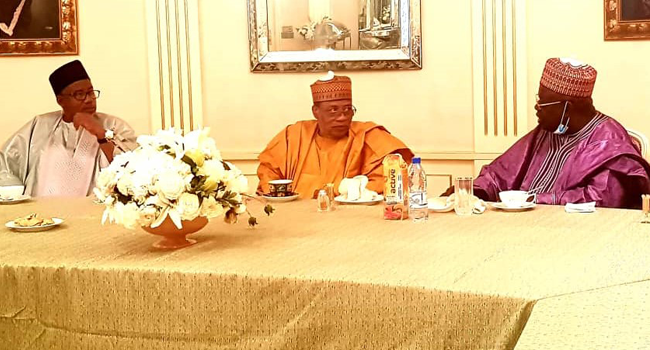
[247,0,421,72]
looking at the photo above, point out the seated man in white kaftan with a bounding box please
[0,60,137,196]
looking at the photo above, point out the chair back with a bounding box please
[627,129,648,158]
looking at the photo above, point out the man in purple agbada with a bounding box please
[473,58,650,208]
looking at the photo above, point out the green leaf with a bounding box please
[248,216,258,227]
[181,155,197,169]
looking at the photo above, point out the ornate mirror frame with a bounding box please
[0,0,78,56]
[604,0,650,40]
[247,0,421,72]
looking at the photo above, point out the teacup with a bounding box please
[268,179,293,197]
[499,190,536,207]
[0,185,25,199]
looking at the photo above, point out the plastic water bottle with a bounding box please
[408,157,429,222]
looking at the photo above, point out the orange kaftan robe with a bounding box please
[257,120,413,198]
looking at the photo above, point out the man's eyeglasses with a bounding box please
[62,90,101,101]
[324,105,356,116]
[535,94,562,108]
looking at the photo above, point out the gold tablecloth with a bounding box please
[515,281,650,350]
[1,198,649,349]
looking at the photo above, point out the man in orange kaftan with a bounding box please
[257,72,413,199]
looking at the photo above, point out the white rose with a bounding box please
[200,196,226,218]
[137,206,158,227]
[199,160,226,192]
[156,170,186,200]
[226,174,249,194]
[165,159,192,177]
[96,168,118,191]
[116,173,134,196]
[130,170,153,199]
[176,193,200,220]
[118,202,140,229]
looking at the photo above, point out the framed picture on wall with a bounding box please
[0,0,78,56]
[605,0,650,40]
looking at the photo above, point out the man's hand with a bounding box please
[72,112,105,140]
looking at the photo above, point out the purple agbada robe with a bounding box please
[474,113,650,208]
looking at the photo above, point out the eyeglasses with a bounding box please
[535,94,562,108]
[324,105,356,116]
[62,90,101,101]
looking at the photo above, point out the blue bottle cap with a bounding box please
[412,157,421,164]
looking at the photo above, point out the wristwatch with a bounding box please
[97,129,114,144]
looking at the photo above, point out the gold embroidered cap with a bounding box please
[540,58,597,98]
[310,71,352,103]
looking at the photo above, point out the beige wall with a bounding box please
[526,0,650,135]
[198,0,475,155]
[0,0,150,140]
[2,0,650,193]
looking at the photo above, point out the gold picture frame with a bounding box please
[604,0,650,40]
[0,0,78,56]
[247,0,422,72]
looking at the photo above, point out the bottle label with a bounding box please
[409,192,427,208]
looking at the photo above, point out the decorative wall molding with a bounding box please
[471,0,528,152]
[145,0,203,133]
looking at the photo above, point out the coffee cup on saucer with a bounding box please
[0,185,25,199]
[268,179,293,197]
[498,190,536,207]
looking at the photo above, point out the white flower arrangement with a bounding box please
[94,128,272,230]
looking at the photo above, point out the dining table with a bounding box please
[1,197,649,349]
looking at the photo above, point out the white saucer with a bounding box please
[5,217,64,232]
[0,195,31,204]
[491,202,536,212]
[262,193,300,203]
[428,197,454,212]
[334,195,384,205]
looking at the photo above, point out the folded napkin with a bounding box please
[447,194,487,214]
[338,175,378,201]
[565,201,596,213]
[473,199,487,214]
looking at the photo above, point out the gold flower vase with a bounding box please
[142,216,208,249]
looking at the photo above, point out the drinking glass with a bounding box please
[454,177,474,216]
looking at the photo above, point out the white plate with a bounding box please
[0,195,31,204]
[491,202,536,212]
[428,197,454,212]
[262,194,300,203]
[334,195,384,205]
[5,217,64,232]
